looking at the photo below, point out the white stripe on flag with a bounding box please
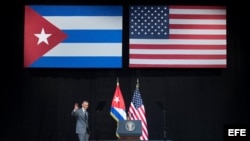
[44,43,122,56]
[44,16,122,29]
[170,19,226,25]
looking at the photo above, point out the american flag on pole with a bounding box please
[128,79,148,140]
[129,5,227,68]
[110,79,127,138]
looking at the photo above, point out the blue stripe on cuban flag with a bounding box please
[31,5,123,68]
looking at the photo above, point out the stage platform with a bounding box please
[90,140,173,141]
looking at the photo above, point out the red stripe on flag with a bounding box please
[130,54,227,59]
[169,5,226,9]
[169,24,226,29]
[169,14,226,19]
[130,44,226,50]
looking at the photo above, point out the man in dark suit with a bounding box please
[71,100,89,141]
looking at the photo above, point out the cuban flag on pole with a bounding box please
[110,80,127,138]
[24,5,123,68]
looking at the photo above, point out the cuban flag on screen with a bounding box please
[24,5,123,68]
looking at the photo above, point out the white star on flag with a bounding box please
[34,28,52,45]
[113,96,120,103]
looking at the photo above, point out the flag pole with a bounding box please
[136,78,139,88]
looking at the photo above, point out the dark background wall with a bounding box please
[2,0,249,141]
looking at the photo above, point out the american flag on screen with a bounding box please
[129,5,227,68]
[128,79,148,140]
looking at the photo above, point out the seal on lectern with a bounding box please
[125,121,136,131]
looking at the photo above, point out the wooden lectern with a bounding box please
[117,120,142,140]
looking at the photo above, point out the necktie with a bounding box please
[85,111,88,121]
[85,111,89,134]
